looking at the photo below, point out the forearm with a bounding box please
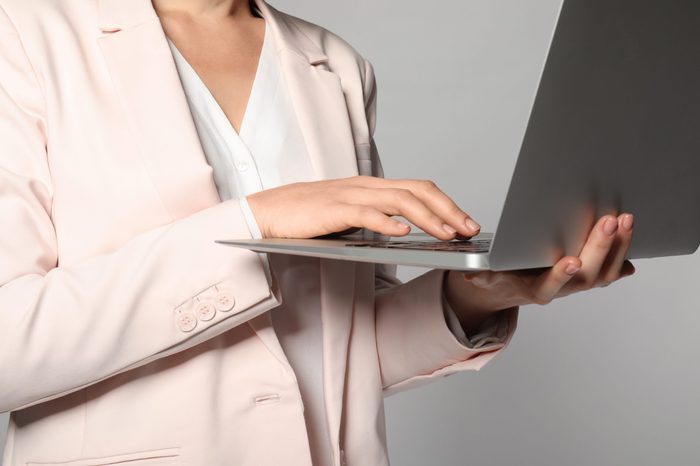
[0,199,279,412]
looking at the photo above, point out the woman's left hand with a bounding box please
[445,213,636,333]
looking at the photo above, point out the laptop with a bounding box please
[217,0,700,271]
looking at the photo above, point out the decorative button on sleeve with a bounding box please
[176,312,198,333]
[194,301,217,321]
[214,291,235,312]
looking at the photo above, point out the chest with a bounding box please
[47,14,366,263]
[160,16,265,132]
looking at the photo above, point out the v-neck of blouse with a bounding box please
[166,23,270,140]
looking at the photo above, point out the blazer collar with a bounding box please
[254,0,329,65]
[98,0,328,65]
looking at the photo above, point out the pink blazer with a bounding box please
[0,0,518,464]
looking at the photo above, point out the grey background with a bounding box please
[2,1,699,464]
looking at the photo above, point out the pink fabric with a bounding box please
[0,0,518,464]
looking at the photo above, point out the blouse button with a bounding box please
[236,161,249,172]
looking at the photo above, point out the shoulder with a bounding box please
[272,8,374,93]
[282,11,365,63]
[0,0,77,21]
[0,0,92,38]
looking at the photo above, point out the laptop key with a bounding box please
[346,240,492,253]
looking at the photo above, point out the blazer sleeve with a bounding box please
[358,58,520,395]
[0,6,280,413]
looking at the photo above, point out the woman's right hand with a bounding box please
[246,175,482,240]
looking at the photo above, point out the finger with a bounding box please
[531,257,582,304]
[343,187,461,240]
[599,213,634,285]
[577,215,619,286]
[342,204,412,237]
[341,177,481,237]
[396,179,481,237]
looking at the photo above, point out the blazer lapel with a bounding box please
[256,1,360,181]
[97,0,220,221]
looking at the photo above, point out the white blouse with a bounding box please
[167,22,505,466]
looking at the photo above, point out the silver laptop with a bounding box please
[218,0,700,271]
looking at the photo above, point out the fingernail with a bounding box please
[622,214,634,231]
[565,263,581,275]
[603,218,618,236]
[465,219,481,233]
[442,224,457,235]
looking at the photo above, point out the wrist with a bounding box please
[443,270,497,334]
[245,193,270,239]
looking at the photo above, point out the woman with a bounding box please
[0,0,635,464]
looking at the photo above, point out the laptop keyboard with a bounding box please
[346,239,492,253]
